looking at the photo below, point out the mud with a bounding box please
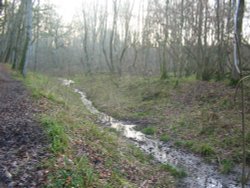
[0,65,48,187]
[62,79,249,188]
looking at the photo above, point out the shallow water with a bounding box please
[62,79,249,188]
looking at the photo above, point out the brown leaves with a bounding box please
[65,176,72,186]
[0,67,49,187]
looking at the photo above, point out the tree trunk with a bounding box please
[160,0,169,80]
[233,1,246,187]
[34,0,40,72]
[82,9,91,74]
[19,0,32,77]
[109,0,118,74]
[233,0,244,81]
[196,0,204,79]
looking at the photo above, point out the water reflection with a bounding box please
[63,79,246,188]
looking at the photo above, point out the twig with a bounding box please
[233,75,250,102]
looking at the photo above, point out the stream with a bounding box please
[62,79,249,188]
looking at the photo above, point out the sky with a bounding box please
[51,0,82,22]
[50,0,250,38]
[51,0,137,22]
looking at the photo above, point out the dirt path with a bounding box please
[0,64,48,187]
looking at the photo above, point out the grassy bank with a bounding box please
[20,73,176,187]
[74,74,250,174]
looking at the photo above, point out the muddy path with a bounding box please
[0,65,48,187]
[62,79,250,188]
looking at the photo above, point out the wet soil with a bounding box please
[0,65,48,187]
[63,80,250,188]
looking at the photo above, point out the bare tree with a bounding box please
[33,0,40,71]
[5,0,246,80]
[233,0,244,80]
[196,0,204,79]
[18,0,32,76]
[0,0,3,15]
[101,0,114,73]
[109,0,119,73]
[116,0,134,75]
[81,7,91,73]
[233,0,246,186]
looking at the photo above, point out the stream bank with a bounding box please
[63,79,249,188]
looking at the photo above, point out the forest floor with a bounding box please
[6,69,176,187]
[1,64,249,187]
[0,64,49,187]
[74,74,250,175]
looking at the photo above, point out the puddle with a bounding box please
[62,79,249,188]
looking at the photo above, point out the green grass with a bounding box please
[219,159,234,174]
[47,156,96,187]
[72,73,250,168]
[160,134,170,143]
[20,71,250,186]
[73,74,177,120]
[128,144,153,163]
[142,127,156,135]
[160,164,187,178]
[194,144,215,157]
[173,140,183,147]
[23,73,65,104]
[246,132,250,143]
[20,72,175,187]
[41,116,68,153]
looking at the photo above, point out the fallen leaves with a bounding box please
[0,68,49,187]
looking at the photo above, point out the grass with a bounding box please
[20,72,175,187]
[160,164,187,178]
[23,73,65,104]
[160,134,170,143]
[73,73,250,168]
[40,116,68,153]
[47,156,96,187]
[128,144,153,163]
[219,159,234,174]
[17,70,250,186]
[246,132,250,143]
[194,143,215,157]
[142,127,156,135]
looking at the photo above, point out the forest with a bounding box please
[0,0,249,187]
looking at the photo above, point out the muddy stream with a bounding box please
[62,79,249,188]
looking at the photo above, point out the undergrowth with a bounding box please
[74,74,250,171]
[40,116,68,153]
[160,164,187,178]
[21,72,176,187]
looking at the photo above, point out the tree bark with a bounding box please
[233,1,246,187]
[196,0,204,79]
[233,0,244,79]
[19,0,32,76]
